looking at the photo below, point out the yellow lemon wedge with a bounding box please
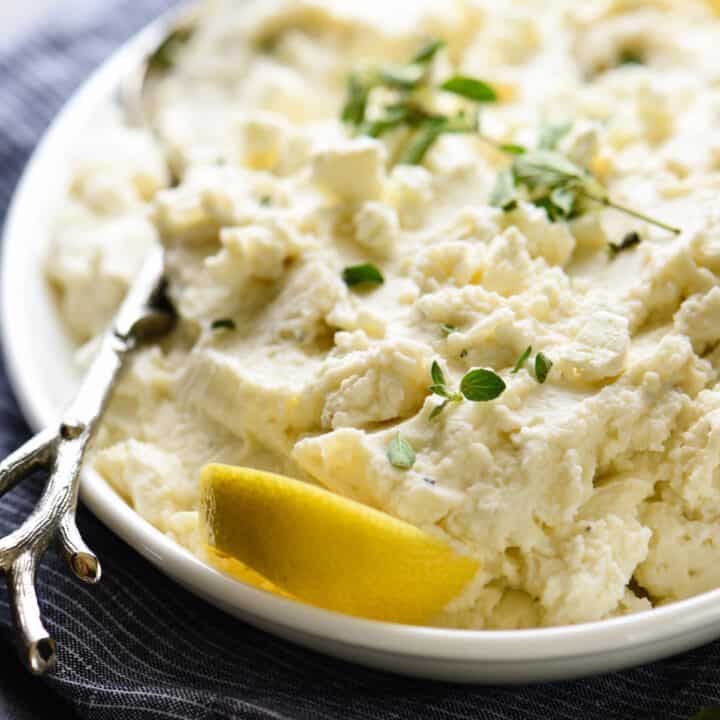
[200,464,480,625]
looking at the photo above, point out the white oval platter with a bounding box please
[3,10,720,685]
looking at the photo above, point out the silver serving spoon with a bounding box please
[0,4,197,675]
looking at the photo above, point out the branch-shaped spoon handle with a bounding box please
[0,246,173,673]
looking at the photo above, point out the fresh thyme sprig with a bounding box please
[490,148,681,235]
[429,361,464,420]
[428,361,506,420]
[342,43,681,235]
[341,40,497,165]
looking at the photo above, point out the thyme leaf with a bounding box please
[342,263,384,288]
[609,231,642,257]
[413,40,447,64]
[460,369,507,402]
[534,353,553,384]
[512,346,533,374]
[341,40,496,166]
[441,76,498,102]
[387,434,416,470]
[538,122,572,151]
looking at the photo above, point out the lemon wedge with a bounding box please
[201,464,479,625]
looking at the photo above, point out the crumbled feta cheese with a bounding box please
[312,138,387,203]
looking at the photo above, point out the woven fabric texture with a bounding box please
[0,2,718,718]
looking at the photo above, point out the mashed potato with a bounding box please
[47,0,720,628]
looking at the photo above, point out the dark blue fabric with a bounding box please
[0,2,719,718]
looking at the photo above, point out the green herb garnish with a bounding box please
[362,102,435,138]
[387,434,416,470]
[499,144,527,155]
[460,369,507,402]
[342,71,372,127]
[430,361,456,398]
[537,122,572,151]
[400,112,479,165]
[428,361,506,418]
[211,319,236,332]
[440,76,498,102]
[429,361,462,419]
[493,148,681,234]
[534,353,553,384]
[148,26,194,72]
[342,263,384,288]
[413,40,447,64]
[608,231,642,257]
[381,63,426,91]
[429,403,450,421]
[512,346,533,374]
[490,168,518,212]
[341,40,497,166]
[259,195,272,207]
[441,324,458,336]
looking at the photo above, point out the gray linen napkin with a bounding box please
[0,2,719,718]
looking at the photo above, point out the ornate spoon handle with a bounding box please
[0,246,173,673]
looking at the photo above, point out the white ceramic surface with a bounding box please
[3,12,720,685]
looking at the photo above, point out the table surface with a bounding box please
[0,2,54,43]
[0,644,77,720]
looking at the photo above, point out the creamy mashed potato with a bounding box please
[47,0,720,628]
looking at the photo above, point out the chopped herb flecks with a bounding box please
[512,346,533,374]
[441,76,497,102]
[535,353,553,384]
[413,40,447,64]
[342,263,384,288]
[499,144,527,156]
[609,231,642,257]
[341,39,497,166]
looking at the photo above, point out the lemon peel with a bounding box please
[201,464,479,625]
